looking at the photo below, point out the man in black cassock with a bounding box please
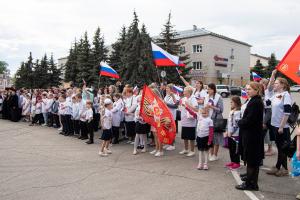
[8,88,19,122]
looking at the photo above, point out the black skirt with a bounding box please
[181,127,196,140]
[101,129,112,141]
[197,136,209,151]
[135,122,150,134]
[125,121,136,137]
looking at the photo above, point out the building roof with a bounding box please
[174,27,252,47]
[250,53,270,60]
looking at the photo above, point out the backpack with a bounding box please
[288,103,300,126]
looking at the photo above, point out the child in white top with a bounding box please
[22,94,31,122]
[111,93,124,144]
[224,96,242,170]
[99,99,113,157]
[85,100,94,144]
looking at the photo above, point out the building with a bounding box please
[174,26,251,86]
[250,53,270,67]
[57,57,68,79]
[0,70,12,90]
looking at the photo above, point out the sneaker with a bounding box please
[126,141,132,144]
[266,167,279,175]
[166,145,176,151]
[209,155,218,162]
[150,150,157,155]
[133,150,137,155]
[141,148,146,153]
[42,123,47,126]
[275,169,289,177]
[155,151,163,157]
[225,162,234,167]
[105,148,112,154]
[296,193,300,200]
[99,152,108,157]
[179,150,189,155]
[130,141,135,145]
[230,163,240,170]
[58,127,62,131]
[163,145,169,150]
[203,164,209,170]
[186,151,195,157]
[197,163,203,170]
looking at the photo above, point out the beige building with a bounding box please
[175,26,251,86]
[0,71,12,90]
[250,53,269,68]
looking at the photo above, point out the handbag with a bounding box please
[282,137,296,158]
[213,113,227,133]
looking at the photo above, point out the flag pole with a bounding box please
[155,66,161,84]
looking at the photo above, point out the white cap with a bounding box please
[104,98,112,105]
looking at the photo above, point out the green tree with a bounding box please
[0,61,8,74]
[250,59,265,80]
[65,39,79,85]
[33,54,49,88]
[48,54,62,87]
[266,53,278,77]
[15,52,34,88]
[155,12,191,84]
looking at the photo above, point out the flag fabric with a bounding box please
[252,72,262,82]
[151,42,184,67]
[99,62,120,79]
[241,88,248,99]
[276,35,300,84]
[172,85,183,95]
[140,85,176,145]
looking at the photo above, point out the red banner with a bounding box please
[140,85,176,145]
[276,35,300,84]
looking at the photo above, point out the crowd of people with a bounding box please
[0,70,299,196]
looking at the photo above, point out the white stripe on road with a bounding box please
[231,170,260,200]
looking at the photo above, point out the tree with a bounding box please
[266,53,278,77]
[250,59,265,80]
[91,27,109,86]
[65,39,79,85]
[0,61,8,74]
[155,12,191,84]
[15,52,34,88]
[48,54,62,87]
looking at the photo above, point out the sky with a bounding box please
[0,0,299,75]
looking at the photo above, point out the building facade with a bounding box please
[175,26,251,86]
[250,53,269,67]
[0,71,12,90]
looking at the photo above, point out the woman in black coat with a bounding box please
[236,82,264,191]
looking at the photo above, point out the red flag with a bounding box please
[276,35,300,84]
[140,85,176,145]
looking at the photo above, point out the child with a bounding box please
[195,107,214,170]
[111,93,124,144]
[99,99,113,156]
[72,96,80,136]
[30,96,43,125]
[85,100,94,144]
[22,94,31,122]
[78,94,88,140]
[46,93,54,126]
[58,94,67,135]
[51,96,60,128]
[224,96,242,170]
[133,95,148,155]
[41,92,48,126]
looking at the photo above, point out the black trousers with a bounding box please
[94,113,100,132]
[65,114,73,135]
[73,120,80,135]
[80,121,88,138]
[228,137,240,164]
[51,114,60,127]
[87,121,94,142]
[246,165,259,187]
[32,113,44,124]
[112,126,120,143]
[272,126,290,170]
[61,115,67,133]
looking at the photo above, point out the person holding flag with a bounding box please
[252,72,262,82]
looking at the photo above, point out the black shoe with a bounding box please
[64,133,69,136]
[241,176,247,182]
[240,173,247,178]
[81,137,88,140]
[59,132,64,135]
[86,140,94,144]
[235,182,259,191]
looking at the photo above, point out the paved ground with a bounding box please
[0,92,299,200]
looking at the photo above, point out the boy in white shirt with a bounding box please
[85,100,94,144]
[99,99,113,157]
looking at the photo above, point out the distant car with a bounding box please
[216,85,230,98]
[290,85,300,92]
[230,86,242,96]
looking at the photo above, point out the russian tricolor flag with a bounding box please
[241,88,248,99]
[99,62,119,79]
[151,42,184,67]
[252,72,262,82]
[172,85,183,95]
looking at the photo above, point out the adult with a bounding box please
[179,86,198,157]
[236,82,264,191]
[8,88,19,122]
[267,69,292,177]
[123,87,137,143]
[204,83,224,161]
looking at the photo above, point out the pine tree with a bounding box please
[64,39,79,85]
[49,54,62,87]
[15,52,34,88]
[251,59,266,80]
[33,54,49,88]
[91,27,109,87]
[155,12,191,84]
[266,53,278,77]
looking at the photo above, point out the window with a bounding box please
[179,46,186,54]
[230,64,234,72]
[192,61,202,70]
[192,44,202,53]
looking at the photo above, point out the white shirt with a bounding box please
[227,110,242,137]
[193,89,207,109]
[180,96,198,127]
[102,108,112,130]
[164,94,179,120]
[85,108,93,122]
[79,100,87,122]
[72,102,80,120]
[58,101,67,115]
[196,115,213,138]
[46,98,54,113]
[124,96,137,122]
[264,89,274,109]
[65,97,72,115]
[35,102,42,114]
[241,99,250,117]
[111,98,124,127]
[271,91,292,128]
[41,98,48,113]
[204,93,221,118]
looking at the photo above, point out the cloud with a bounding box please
[1,0,299,75]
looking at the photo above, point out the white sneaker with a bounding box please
[150,150,157,155]
[126,141,132,144]
[141,148,146,153]
[163,145,169,150]
[133,150,137,155]
[155,151,163,157]
[42,123,47,126]
[209,155,218,162]
[186,151,195,157]
[130,141,135,145]
[166,145,176,151]
[105,148,112,154]
[58,127,62,131]
[179,150,189,155]
[99,152,108,157]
